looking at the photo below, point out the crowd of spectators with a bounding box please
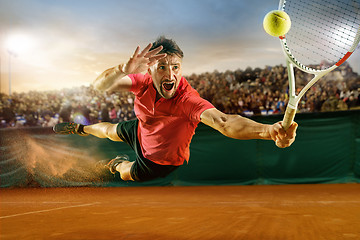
[188,62,360,116]
[0,87,136,128]
[1,63,359,128]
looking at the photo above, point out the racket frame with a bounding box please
[278,0,360,130]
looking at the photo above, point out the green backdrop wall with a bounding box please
[1,110,359,187]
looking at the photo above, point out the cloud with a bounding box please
[0,0,358,93]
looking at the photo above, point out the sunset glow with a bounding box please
[0,0,358,94]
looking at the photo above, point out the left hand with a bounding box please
[269,121,298,148]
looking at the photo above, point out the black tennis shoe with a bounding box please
[53,122,89,136]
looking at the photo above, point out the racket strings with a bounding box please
[282,0,360,68]
[286,0,358,61]
[287,1,357,59]
[286,0,359,39]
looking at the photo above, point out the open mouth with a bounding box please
[162,82,175,92]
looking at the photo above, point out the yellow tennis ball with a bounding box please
[263,10,291,37]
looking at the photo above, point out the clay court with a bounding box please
[1,183,360,240]
[1,112,359,239]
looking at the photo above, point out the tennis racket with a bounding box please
[279,0,360,130]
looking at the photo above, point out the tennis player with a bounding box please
[54,36,298,182]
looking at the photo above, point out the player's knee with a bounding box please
[105,123,120,141]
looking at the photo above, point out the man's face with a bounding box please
[149,54,182,100]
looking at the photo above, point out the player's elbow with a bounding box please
[93,77,108,92]
[92,82,102,91]
[93,69,114,91]
[217,114,253,140]
[93,77,103,91]
[215,114,240,139]
[202,109,244,139]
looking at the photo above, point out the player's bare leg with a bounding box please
[54,122,135,180]
[83,122,122,142]
[116,161,134,181]
[84,124,135,180]
[53,122,121,142]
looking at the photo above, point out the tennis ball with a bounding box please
[263,10,291,37]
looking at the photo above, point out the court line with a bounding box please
[0,202,100,219]
[2,202,83,204]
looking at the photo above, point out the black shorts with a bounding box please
[116,119,179,182]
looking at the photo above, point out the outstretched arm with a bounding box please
[93,43,166,92]
[200,108,297,148]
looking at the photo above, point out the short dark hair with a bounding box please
[150,36,184,59]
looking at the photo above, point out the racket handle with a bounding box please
[282,106,296,131]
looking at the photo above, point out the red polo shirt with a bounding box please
[129,73,214,166]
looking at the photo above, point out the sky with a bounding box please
[0,0,359,94]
